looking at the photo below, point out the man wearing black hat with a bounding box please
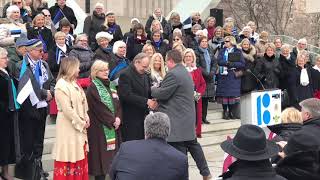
[15,39,55,179]
[275,130,320,180]
[220,124,287,180]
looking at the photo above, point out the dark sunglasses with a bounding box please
[225,41,230,43]
[173,38,180,41]
[13,1,22,4]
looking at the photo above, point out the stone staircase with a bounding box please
[8,102,240,179]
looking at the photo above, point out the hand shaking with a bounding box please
[147,99,158,110]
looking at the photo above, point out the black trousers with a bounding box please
[169,139,210,176]
[202,97,209,122]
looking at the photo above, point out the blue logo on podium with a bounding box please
[257,93,271,125]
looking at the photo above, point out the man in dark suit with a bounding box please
[118,53,157,141]
[151,50,211,180]
[110,112,188,180]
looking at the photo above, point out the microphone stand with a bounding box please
[246,69,266,90]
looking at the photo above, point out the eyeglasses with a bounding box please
[79,39,88,42]
[44,14,51,17]
[33,49,43,53]
[13,1,22,5]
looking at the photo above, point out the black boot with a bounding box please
[202,119,210,124]
[223,110,229,120]
[229,105,237,119]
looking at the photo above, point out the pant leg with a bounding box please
[33,108,47,159]
[202,98,209,122]
[95,175,106,180]
[186,139,211,176]
[168,141,188,155]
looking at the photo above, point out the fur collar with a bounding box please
[242,46,256,62]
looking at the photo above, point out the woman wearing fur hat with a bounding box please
[93,31,115,62]
[239,38,258,94]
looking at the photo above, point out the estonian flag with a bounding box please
[53,9,65,29]
[183,17,192,30]
[16,57,40,106]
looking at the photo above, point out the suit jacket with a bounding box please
[110,138,188,180]
[118,64,151,141]
[152,64,196,142]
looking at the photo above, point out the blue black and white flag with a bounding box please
[53,9,65,28]
[183,17,192,29]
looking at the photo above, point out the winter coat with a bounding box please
[93,46,116,62]
[86,79,122,175]
[254,54,281,89]
[83,11,105,50]
[69,45,94,78]
[276,151,320,180]
[49,3,77,29]
[0,21,26,47]
[163,21,184,40]
[240,47,258,94]
[145,14,167,36]
[267,123,302,163]
[300,117,320,145]
[48,45,71,79]
[291,47,314,65]
[208,37,224,57]
[27,26,54,52]
[255,40,267,58]
[6,46,23,78]
[279,54,296,91]
[216,46,245,97]
[101,23,123,46]
[184,34,198,51]
[237,34,256,45]
[147,39,170,58]
[126,35,147,61]
[221,160,287,180]
[195,46,217,98]
[287,66,314,108]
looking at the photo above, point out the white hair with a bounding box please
[298,38,307,45]
[95,31,113,41]
[95,2,104,9]
[112,40,126,54]
[144,112,170,140]
[242,26,252,33]
[75,34,88,44]
[195,29,208,37]
[0,47,8,57]
[6,5,20,18]
[299,98,320,118]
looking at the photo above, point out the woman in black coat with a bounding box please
[195,36,217,124]
[0,48,17,180]
[27,13,54,53]
[48,31,71,79]
[239,38,258,94]
[101,12,123,46]
[147,30,170,59]
[163,12,184,40]
[126,23,147,61]
[287,51,315,109]
[254,43,282,89]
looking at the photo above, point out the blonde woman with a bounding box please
[53,56,89,180]
[267,107,303,163]
[142,43,156,59]
[147,19,164,39]
[86,60,122,180]
[101,12,123,45]
[172,42,186,56]
[150,53,166,87]
[183,48,206,137]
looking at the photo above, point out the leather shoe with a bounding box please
[202,119,210,124]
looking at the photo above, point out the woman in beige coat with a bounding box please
[52,56,90,180]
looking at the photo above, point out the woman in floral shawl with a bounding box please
[86,60,122,180]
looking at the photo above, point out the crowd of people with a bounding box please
[1,0,320,179]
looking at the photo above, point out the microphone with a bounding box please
[246,69,265,90]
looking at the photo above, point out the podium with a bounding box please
[240,89,282,127]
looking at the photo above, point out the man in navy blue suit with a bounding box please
[110,112,188,180]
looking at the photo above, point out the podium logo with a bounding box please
[257,93,271,125]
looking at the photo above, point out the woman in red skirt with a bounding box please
[52,57,90,180]
[183,48,206,138]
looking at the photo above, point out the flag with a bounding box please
[183,17,192,29]
[55,48,63,64]
[53,9,65,29]
[38,34,47,52]
[16,57,40,106]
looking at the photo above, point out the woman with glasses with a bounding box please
[195,36,217,124]
[69,34,94,87]
[86,60,122,180]
[208,26,224,57]
[216,36,245,120]
[0,47,18,180]
[41,9,56,35]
